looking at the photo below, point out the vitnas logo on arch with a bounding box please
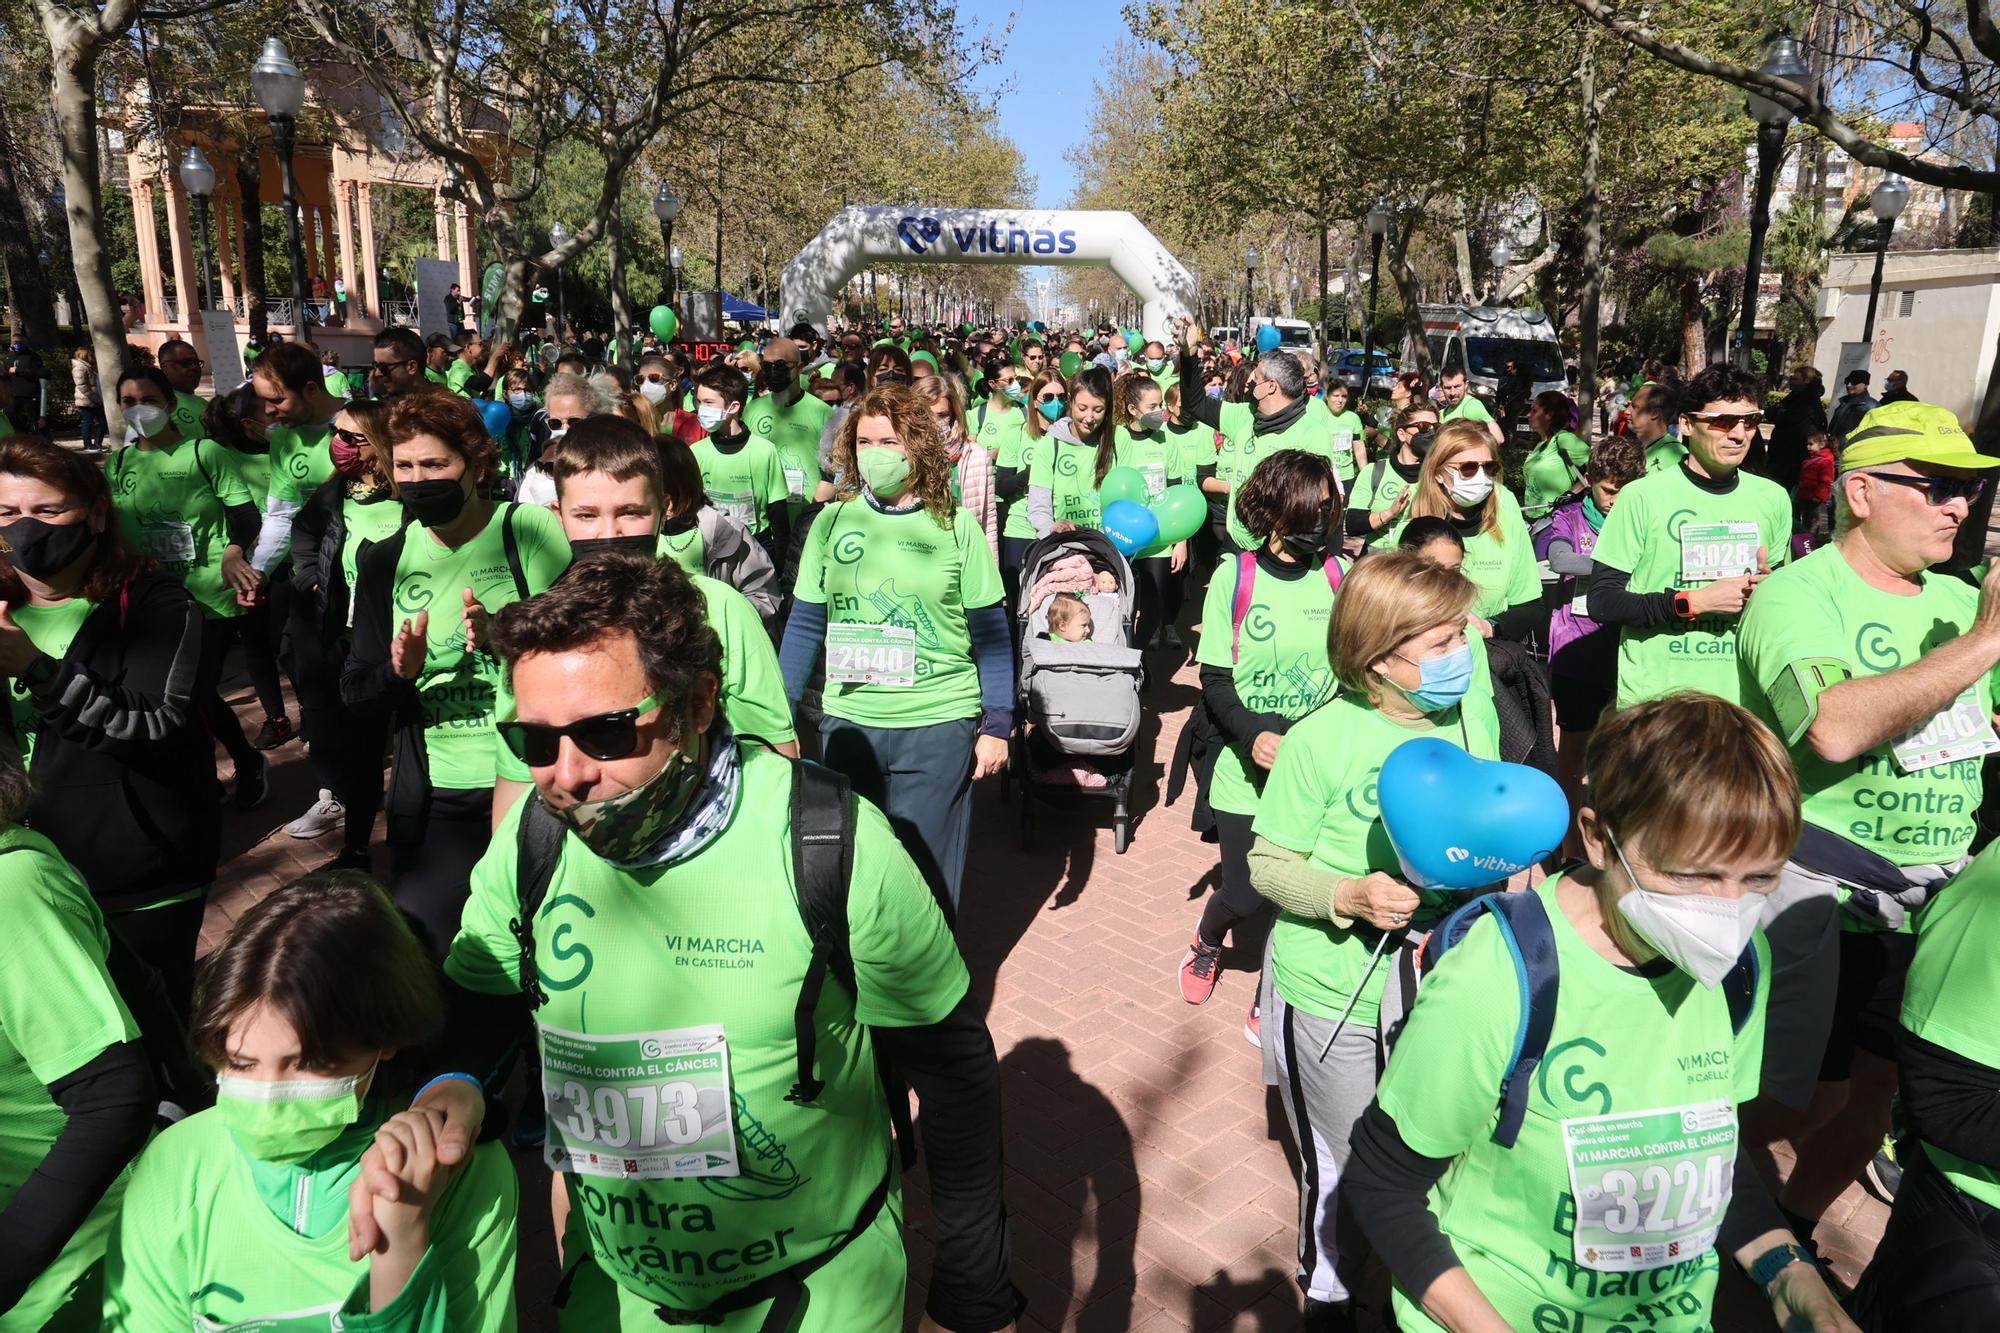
[896,216,1079,257]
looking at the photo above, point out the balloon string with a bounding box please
[1318,929,1395,1061]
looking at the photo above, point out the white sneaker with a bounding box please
[285,789,344,839]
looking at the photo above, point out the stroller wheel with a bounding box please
[1114,814,1132,855]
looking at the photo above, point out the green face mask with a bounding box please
[856,446,912,498]
[216,1062,376,1164]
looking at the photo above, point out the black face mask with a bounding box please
[764,363,794,394]
[1409,429,1438,460]
[569,534,659,563]
[399,477,469,529]
[1280,528,1326,558]
[0,517,95,580]
[875,372,910,387]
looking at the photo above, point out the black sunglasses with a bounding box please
[497,693,662,767]
[1863,472,1988,506]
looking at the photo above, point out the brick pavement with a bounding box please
[205,630,1890,1332]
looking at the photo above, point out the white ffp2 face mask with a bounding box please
[1448,472,1496,507]
[1610,835,1763,988]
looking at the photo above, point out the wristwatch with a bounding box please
[1745,1241,1818,1296]
[1673,590,1696,621]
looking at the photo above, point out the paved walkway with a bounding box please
[205,638,1889,1331]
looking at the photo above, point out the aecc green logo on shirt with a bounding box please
[831,531,867,565]
[1855,623,1903,670]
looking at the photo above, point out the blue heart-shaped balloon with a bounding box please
[1377,738,1569,889]
[1100,499,1159,557]
[476,397,512,440]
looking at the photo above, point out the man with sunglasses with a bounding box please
[368,554,1022,1332]
[369,327,429,401]
[1736,400,2000,1236]
[156,338,208,439]
[1587,363,1792,708]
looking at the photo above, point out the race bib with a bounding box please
[140,520,196,564]
[708,487,757,529]
[782,466,807,501]
[193,1304,343,1331]
[1564,1101,1735,1273]
[1892,686,2000,773]
[1139,461,1167,501]
[1569,590,1590,617]
[1677,521,1759,584]
[540,1022,739,1181]
[825,621,916,686]
[1330,430,1354,458]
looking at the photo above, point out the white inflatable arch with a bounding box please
[779,206,1197,341]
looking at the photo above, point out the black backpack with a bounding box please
[508,758,914,1153]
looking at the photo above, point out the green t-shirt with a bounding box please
[230,445,272,514]
[1193,554,1339,816]
[694,572,794,746]
[1441,393,1495,425]
[106,437,252,619]
[1028,435,1104,530]
[171,390,206,442]
[7,599,93,768]
[1111,426,1187,504]
[0,826,140,1330]
[1252,691,1499,1026]
[1167,422,1217,486]
[1523,430,1591,517]
[689,435,789,536]
[103,1108,517,1331]
[742,391,833,510]
[1216,404,1349,549]
[388,502,571,788]
[339,491,408,633]
[658,523,706,578]
[1377,876,1768,1333]
[1645,436,1689,475]
[445,358,475,395]
[793,499,1005,729]
[1901,851,2000,1206]
[444,749,965,1319]
[267,420,338,506]
[1589,464,1791,708]
[1346,456,1421,552]
[1000,428,1047,541]
[1385,492,1542,619]
[1738,544,1997,867]
[976,403,1029,536]
[1324,409,1366,483]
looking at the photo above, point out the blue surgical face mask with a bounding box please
[697,404,726,431]
[1390,639,1475,712]
[507,391,533,410]
[1038,398,1064,423]
[1205,385,1224,400]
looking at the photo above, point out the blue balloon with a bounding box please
[476,397,512,440]
[1377,738,1569,890]
[1100,500,1160,557]
[1255,323,1283,354]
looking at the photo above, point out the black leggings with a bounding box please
[109,895,208,1022]
[1851,1144,2000,1330]
[294,631,386,856]
[389,785,494,960]
[199,615,258,769]
[1198,809,1274,947]
[1132,555,1183,646]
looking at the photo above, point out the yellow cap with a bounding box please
[1839,401,1998,473]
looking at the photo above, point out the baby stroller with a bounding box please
[1011,529,1146,853]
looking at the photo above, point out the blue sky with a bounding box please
[975,0,1134,208]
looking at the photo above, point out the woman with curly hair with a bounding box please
[778,385,1012,923]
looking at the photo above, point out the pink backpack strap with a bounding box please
[1324,556,1343,593]
[1229,549,1257,662]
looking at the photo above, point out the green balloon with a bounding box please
[648,305,678,340]
[1151,483,1207,545]
[1098,466,1149,509]
[1059,351,1083,378]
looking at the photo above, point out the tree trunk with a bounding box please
[1391,223,1429,376]
[234,154,269,346]
[0,103,59,348]
[43,23,126,426]
[1577,30,1605,437]
[1679,273,1705,375]
[607,208,630,366]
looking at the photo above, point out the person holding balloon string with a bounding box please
[1107,373,1191,649]
[1244,551,1505,1326]
[1176,451,1347,1018]
[1375,419,1544,644]
[1345,694,1858,1333]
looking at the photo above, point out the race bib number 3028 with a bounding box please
[540,1022,740,1181]
[1677,521,1759,584]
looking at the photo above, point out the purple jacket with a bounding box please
[1534,497,1615,681]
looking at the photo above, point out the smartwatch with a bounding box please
[1673,590,1696,621]
[1745,1241,1818,1295]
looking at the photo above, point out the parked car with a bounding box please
[1330,348,1402,396]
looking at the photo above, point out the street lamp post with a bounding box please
[548,221,570,345]
[251,38,309,333]
[178,145,218,313]
[1737,33,1809,372]
[1363,200,1389,388]
[1242,243,1259,343]
[1489,238,1513,303]
[652,182,680,307]
[1860,175,1909,348]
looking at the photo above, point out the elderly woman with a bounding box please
[1246,551,1501,1328]
[522,370,616,506]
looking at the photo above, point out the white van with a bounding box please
[1409,305,1567,410]
[1247,315,1315,352]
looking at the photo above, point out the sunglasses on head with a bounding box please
[497,693,662,767]
[1689,411,1764,432]
[1863,471,1989,506]
[1449,460,1500,479]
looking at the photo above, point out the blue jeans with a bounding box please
[818,714,976,923]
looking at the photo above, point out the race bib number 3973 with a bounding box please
[540,1022,739,1181]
